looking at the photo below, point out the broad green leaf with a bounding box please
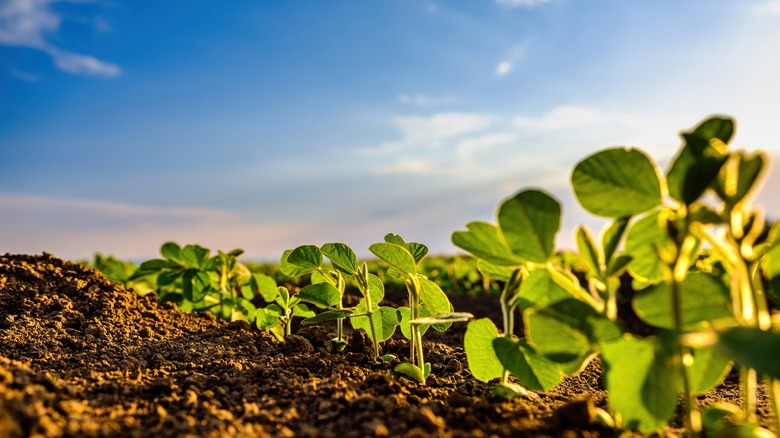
[452,222,524,266]
[252,273,278,303]
[262,303,283,318]
[575,225,601,278]
[633,272,734,330]
[525,299,623,363]
[572,148,662,218]
[279,249,312,277]
[407,242,429,264]
[518,269,572,310]
[498,189,560,263]
[716,327,780,379]
[606,255,632,277]
[309,269,328,285]
[292,303,315,319]
[463,318,504,382]
[625,211,667,283]
[298,282,342,308]
[420,277,453,332]
[302,309,354,325]
[350,305,400,342]
[714,152,765,208]
[395,363,426,382]
[287,245,322,270]
[686,347,731,394]
[477,260,515,282]
[601,336,679,434]
[764,224,780,305]
[369,242,416,276]
[136,258,177,274]
[182,269,211,302]
[321,242,358,275]
[182,244,210,267]
[493,338,563,392]
[692,116,734,144]
[366,273,385,304]
[398,306,430,338]
[234,298,257,323]
[160,241,182,261]
[601,216,630,266]
[383,233,407,246]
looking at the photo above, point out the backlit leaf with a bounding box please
[572,148,662,218]
[625,212,667,283]
[369,242,416,276]
[463,318,504,382]
[493,338,563,392]
[576,225,601,278]
[498,189,561,263]
[322,242,358,275]
[452,221,524,266]
[287,245,322,270]
[298,282,342,308]
[716,327,780,379]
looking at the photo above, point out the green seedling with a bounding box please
[281,242,400,361]
[131,242,260,322]
[570,116,780,435]
[453,189,608,399]
[254,278,315,341]
[369,233,472,383]
[90,253,156,296]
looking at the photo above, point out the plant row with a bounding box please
[89,116,780,437]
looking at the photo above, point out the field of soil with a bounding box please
[0,253,772,437]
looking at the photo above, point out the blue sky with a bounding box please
[2,0,780,261]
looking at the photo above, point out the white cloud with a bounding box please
[357,112,494,156]
[397,93,456,106]
[495,61,512,76]
[0,0,120,77]
[496,0,552,8]
[456,132,517,161]
[375,157,439,175]
[752,0,780,16]
[512,104,645,130]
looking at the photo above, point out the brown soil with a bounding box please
[0,253,770,437]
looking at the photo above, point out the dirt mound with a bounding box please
[0,253,698,436]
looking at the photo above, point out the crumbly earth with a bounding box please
[0,253,771,437]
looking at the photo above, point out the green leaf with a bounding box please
[298,282,342,308]
[252,273,278,303]
[366,273,385,304]
[714,152,765,208]
[605,254,632,277]
[419,277,454,331]
[493,338,563,392]
[633,272,734,330]
[398,306,430,339]
[601,336,679,434]
[625,211,668,283]
[498,189,561,263]
[525,299,623,363]
[182,269,211,302]
[383,233,407,246]
[692,116,734,144]
[350,305,400,342]
[571,148,662,218]
[302,309,354,325]
[160,241,182,261]
[463,318,504,383]
[279,249,312,277]
[137,258,177,274]
[716,327,780,379]
[476,260,515,282]
[292,303,315,319]
[287,245,323,270]
[407,242,429,264]
[575,226,601,278]
[181,244,210,267]
[452,221,524,266]
[394,363,426,382]
[601,217,630,266]
[369,242,416,276]
[518,269,572,310]
[321,242,358,275]
[687,347,731,395]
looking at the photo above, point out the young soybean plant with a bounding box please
[570,116,780,435]
[131,242,259,322]
[280,242,401,362]
[253,273,315,341]
[369,233,472,383]
[452,189,619,399]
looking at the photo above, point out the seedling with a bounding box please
[131,242,260,322]
[91,253,156,296]
[254,278,315,341]
[281,242,401,360]
[453,189,610,398]
[369,233,472,383]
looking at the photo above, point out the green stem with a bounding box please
[359,264,381,361]
[285,308,292,337]
[770,378,780,434]
[605,279,618,321]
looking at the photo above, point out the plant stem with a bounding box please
[770,378,780,434]
[605,279,618,321]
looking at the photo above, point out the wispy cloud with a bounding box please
[751,0,780,16]
[397,93,456,107]
[512,104,644,130]
[0,0,120,77]
[10,69,41,82]
[356,112,495,156]
[495,61,512,76]
[496,0,552,9]
[495,44,525,77]
[456,132,517,161]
